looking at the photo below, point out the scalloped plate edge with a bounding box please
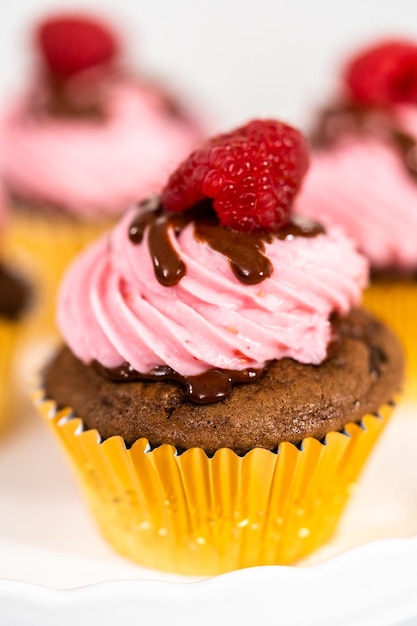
[1,535,417,626]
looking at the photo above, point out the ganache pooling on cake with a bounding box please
[57,120,369,404]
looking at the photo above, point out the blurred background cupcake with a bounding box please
[296,39,417,399]
[0,187,29,431]
[0,11,205,341]
[35,120,404,575]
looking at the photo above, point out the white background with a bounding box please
[1,0,417,133]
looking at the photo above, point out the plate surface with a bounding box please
[1,390,417,625]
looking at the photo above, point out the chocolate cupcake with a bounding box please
[1,12,204,338]
[296,39,417,398]
[36,120,404,575]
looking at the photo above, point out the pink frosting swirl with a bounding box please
[57,206,368,376]
[297,105,417,270]
[0,79,203,218]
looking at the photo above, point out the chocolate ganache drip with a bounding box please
[93,360,263,405]
[128,198,324,287]
[32,74,106,121]
[312,102,417,182]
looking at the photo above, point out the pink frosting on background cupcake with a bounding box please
[297,40,417,271]
[0,13,206,219]
[297,109,417,270]
[0,77,203,218]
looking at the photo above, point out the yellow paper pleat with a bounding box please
[35,393,397,576]
[363,278,417,399]
[0,318,21,430]
[177,448,217,571]
[4,209,114,339]
[236,448,277,569]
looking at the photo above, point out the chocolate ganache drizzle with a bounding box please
[94,360,263,405]
[97,197,325,404]
[128,197,324,287]
[312,102,417,182]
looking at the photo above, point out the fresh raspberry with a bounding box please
[345,40,417,106]
[36,14,119,79]
[161,119,309,233]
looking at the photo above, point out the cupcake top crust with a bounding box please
[297,39,417,271]
[56,119,369,405]
[46,309,403,452]
[0,13,203,218]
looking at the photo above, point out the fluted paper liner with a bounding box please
[0,318,20,430]
[34,390,396,576]
[364,278,417,399]
[4,209,114,339]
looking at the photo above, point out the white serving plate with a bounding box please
[1,390,417,625]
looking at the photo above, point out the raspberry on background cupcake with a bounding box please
[296,39,417,399]
[35,120,403,576]
[0,12,204,339]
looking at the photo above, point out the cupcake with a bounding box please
[0,193,29,430]
[296,39,417,398]
[35,120,404,576]
[0,13,204,337]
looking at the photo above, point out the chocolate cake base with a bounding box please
[0,263,29,319]
[44,309,404,455]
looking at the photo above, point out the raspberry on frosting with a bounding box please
[161,119,309,233]
[36,14,119,79]
[345,40,417,107]
[55,116,369,388]
[1,14,205,214]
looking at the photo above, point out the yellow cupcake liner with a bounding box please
[4,209,114,340]
[0,318,21,431]
[363,278,417,400]
[34,389,397,576]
